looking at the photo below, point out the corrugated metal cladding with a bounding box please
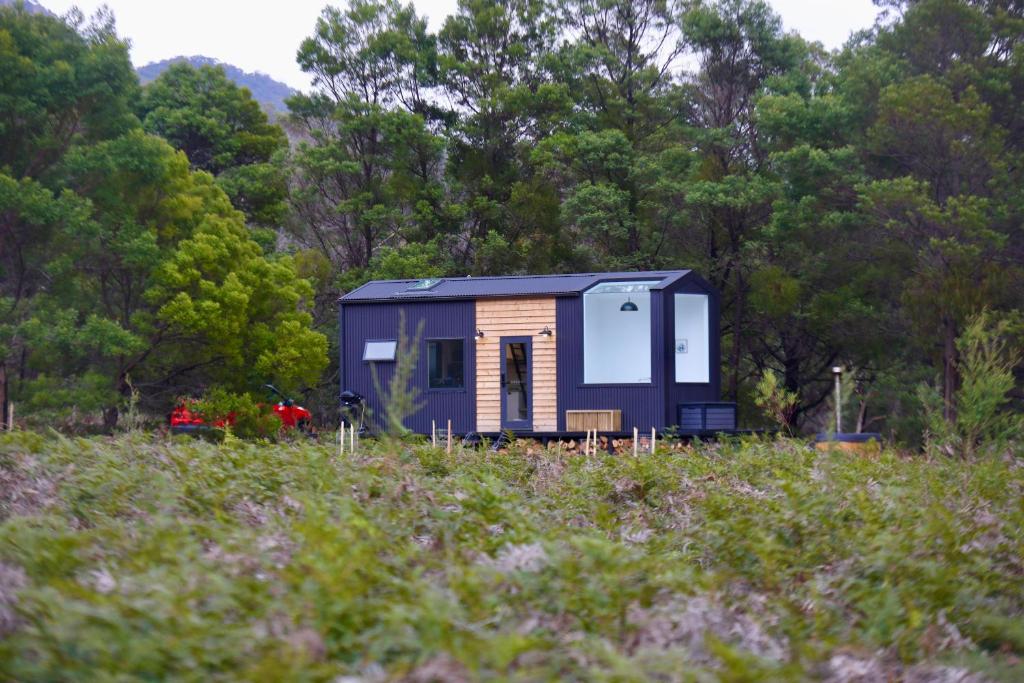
[341,301,476,434]
[664,277,720,424]
[340,270,691,303]
[555,271,724,433]
[556,294,668,432]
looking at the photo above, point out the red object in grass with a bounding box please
[169,399,210,427]
[271,401,312,428]
[169,395,313,435]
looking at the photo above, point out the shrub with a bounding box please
[921,312,1022,457]
[194,388,282,440]
[753,369,798,433]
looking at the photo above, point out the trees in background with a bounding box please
[0,5,327,429]
[138,62,290,233]
[0,0,1020,438]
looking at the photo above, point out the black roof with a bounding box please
[339,270,694,303]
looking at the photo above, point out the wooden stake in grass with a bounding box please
[340,421,345,456]
[350,424,355,453]
[651,427,656,455]
[7,402,12,432]
[633,427,639,458]
[447,419,452,453]
[432,419,437,448]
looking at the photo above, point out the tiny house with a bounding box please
[338,270,736,437]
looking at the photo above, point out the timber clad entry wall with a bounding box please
[476,297,557,432]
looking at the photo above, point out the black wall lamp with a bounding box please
[620,297,638,312]
[539,326,553,336]
[475,328,485,339]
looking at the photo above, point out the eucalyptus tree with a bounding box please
[674,0,808,400]
[436,0,576,273]
[288,0,447,275]
[534,0,687,267]
[840,0,1024,422]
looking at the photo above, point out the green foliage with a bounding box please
[193,387,283,440]
[138,61,289,226]
[1,433,1022,679]
[753,369,798,432]
[0,7,327,429]
[137,56,296,115]
[921,312,1023,457]
[3,0,1024,442]
[0,2,138,178]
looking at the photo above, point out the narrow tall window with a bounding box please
[428,339,464,389]
[583,281,657,384]
[674,294,709,383]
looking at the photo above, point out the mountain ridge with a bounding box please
[136,55,296,115]
[0,1,297,115]
[0,0,54,16]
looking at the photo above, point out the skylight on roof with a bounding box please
[406,278,442,291]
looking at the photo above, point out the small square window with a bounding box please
[363,340,397,361]
[428,339,464,389]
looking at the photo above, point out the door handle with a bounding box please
[501,373,506,387]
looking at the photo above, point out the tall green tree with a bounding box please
[288,0,448,275]
[1,5,327,429]
[533,0,686,268]
[674,0,807,400]
[138,62,289,228]
[438,0,574,272]
[18,131,327,427]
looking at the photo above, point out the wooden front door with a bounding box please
[500,337,532,431]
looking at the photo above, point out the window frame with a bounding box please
[362,339,398,362]
[426,337,467,392]
[581,280,659,386]
[673,292,710,384]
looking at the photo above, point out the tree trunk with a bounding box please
[103,405,119,432]
[0,362,7,430]
[728,274,744,401]
[943,315,958,423]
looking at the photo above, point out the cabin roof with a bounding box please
[338,270,693,303]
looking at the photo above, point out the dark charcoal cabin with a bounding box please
[338,271,736,437]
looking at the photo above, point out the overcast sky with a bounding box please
[40,0,881,91]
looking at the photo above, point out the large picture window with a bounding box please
[428,339,464,389]
[583,281,657,384]
[674,293,709,383]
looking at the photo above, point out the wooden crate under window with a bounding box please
[566,410,622,432]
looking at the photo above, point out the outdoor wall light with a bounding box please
[620,297,639,312]
[475,328,485,339]
[539,326,553,336]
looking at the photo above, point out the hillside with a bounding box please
[1,432,1021,680]
[0,0,52,15]
[137,55,295,115]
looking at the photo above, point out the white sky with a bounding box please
[40,0,881,91]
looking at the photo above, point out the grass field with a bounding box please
[0,432,1022,681]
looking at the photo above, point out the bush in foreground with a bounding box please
[0,432,1021,681]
